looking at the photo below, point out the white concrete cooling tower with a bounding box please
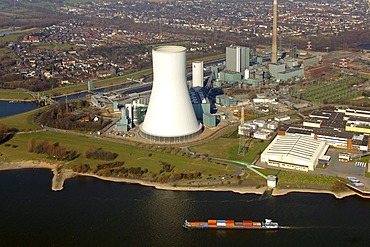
[140,46,202,142]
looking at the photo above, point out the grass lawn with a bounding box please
[33,43,76,51]
[258,168,339,188]
[0,89,33,100]
[0,131,234,176]
[190,136,270,164]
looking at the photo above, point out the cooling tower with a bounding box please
[192,61,204,88]
[140,46,202,142]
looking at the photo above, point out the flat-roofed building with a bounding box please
[303,111,345,129]
[338,106,370,119]
[285,126,370,151]
[346,116,370,134]
[274,115,290,122]
[261,135,329,171]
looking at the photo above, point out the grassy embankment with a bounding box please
[358,72,370,80]
[0,109,234,181]
[0,107,42,131]
[258,168,345,191]
[0,89,32,101]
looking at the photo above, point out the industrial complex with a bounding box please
[76,0,370,177]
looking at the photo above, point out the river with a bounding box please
[1,97,370,247]
[0,100,38,118]
[0,169,369,247]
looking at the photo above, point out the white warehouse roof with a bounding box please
[261,135,329,171]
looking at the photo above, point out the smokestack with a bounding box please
[271,0,278,64]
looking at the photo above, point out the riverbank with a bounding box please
[1,99,35,102]
[0,160,361,199]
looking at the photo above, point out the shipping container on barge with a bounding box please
[183,219,278,230]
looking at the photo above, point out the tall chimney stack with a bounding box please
[271,0,278,64]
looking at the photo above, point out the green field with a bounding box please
[33,43,76,51]
[0,104,235,178]
[291,76,364,104]
[0,131,234,176]
[190,133,270,164]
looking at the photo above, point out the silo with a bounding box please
[140,46,202,143]
[192,61,204,88]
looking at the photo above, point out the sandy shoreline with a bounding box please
[0,160,58,171]
[0,161,359,199]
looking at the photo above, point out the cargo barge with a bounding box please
[183,219,278,230]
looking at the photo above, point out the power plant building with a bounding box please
[203,113,216,127]
[277,68,304,81]
[215,95,238,107]
[269,63,286,78]
[140,46,202,143]
[189,87,211,120]
[226,46,250,73]
[219,71,243,82]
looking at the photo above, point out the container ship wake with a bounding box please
[183,219,279,230]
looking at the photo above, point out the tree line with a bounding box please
[38,101,110,131]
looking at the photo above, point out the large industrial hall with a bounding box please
[260,135,330,171]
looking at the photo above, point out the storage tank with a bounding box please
[140,46,202,142]
[192,61,204,88]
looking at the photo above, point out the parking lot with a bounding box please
[322,148,368,177]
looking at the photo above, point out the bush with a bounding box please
[28,138,78,161]
[85,146,118,161]
[159,161,175,174]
